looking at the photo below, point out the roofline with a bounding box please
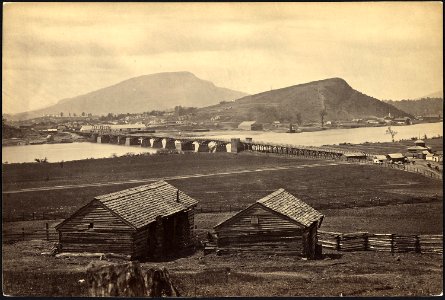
[213,202,258,230]
[55,200,95,230]
[213,201,323,230]
[55,199,137,231]
[257,202,323,228]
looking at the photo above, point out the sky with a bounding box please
[3,2,443,114]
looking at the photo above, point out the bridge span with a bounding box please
[78,132,367,161]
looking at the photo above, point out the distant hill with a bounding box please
[385,98,443,117]
[417,90,443,99]
[196,78,410,124]
[11,72,248,120]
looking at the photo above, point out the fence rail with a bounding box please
[3,223,59,243]
[318,231,443,254]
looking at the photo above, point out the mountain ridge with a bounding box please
[196,77,411,123]
[11,72,248,120]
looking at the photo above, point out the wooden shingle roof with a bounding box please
[257,189,323,227]
[95,180,198,229]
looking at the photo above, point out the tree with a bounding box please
[320,109,327,128]
[60,112,64,117]
[386,126,398,142]
[295,113,303,126]
[82,112,86,117]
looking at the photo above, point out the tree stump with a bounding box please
[86,261,179,297]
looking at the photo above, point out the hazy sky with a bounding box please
[3,2,443,114]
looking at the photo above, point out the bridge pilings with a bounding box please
[150,138,163,148]
[162,138,176,150]
[174,140,194,151]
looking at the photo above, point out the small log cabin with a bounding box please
[55,181,198,259]
[214,189,324,259]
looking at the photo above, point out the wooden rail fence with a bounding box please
[2,223,58,243]
[318,231,443,254]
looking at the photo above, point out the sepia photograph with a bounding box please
[2,2,443,297]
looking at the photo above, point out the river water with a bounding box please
[196,122,443,146]
[2,142,157,164]
[2,122,442,164]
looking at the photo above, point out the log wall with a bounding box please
[57,201,135,255]
[215,204,307,256]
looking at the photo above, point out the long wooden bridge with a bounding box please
[80,132,366,161]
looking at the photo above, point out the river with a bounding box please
[195,122,443,146]
[2,142,157,164]
[2,122,442,164]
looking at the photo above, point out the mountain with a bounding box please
[12,72,248,120]
[385,98,443,117]
[417,90,443,99]
[196,78,410,124]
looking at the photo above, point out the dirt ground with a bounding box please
[2,240,442,297]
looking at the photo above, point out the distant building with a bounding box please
[343,152,367,161]
[238,121,263,131]
[386,153,406,163]
[90,124,148,133]
[373,155,387,164]
[393,117,412,125]
[414,139,426,147]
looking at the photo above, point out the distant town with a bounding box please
[2,106,442,147]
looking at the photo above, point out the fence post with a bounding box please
[390,234,395,253]
[336,235,341,251]
[364,233,369,251]
[415,235,421,253]
[46,223,50,241]
[22,227,25,241]
[32,212,35,220]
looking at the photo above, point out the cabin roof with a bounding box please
[257,189,323,227]
[94,180,198,229]
[57,181,198,230]
[214,189,323,230]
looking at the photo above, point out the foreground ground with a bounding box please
[2,240,442,297]
[2,151,443,296]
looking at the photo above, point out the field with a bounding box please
[2,150,443,296]
[2,240,443,297]
[325,137,443,155]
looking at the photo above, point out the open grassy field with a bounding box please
[325,137,443,154]
[3,152,442,224]
[2,240,442,297]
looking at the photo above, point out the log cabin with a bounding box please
[55,180,198,259]
[213,189,324,259]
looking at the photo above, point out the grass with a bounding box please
[3,153,442,221]
[2,152,302,190]
[2,240,443,297]
[326,137,443,154]
[2,151,443,296]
